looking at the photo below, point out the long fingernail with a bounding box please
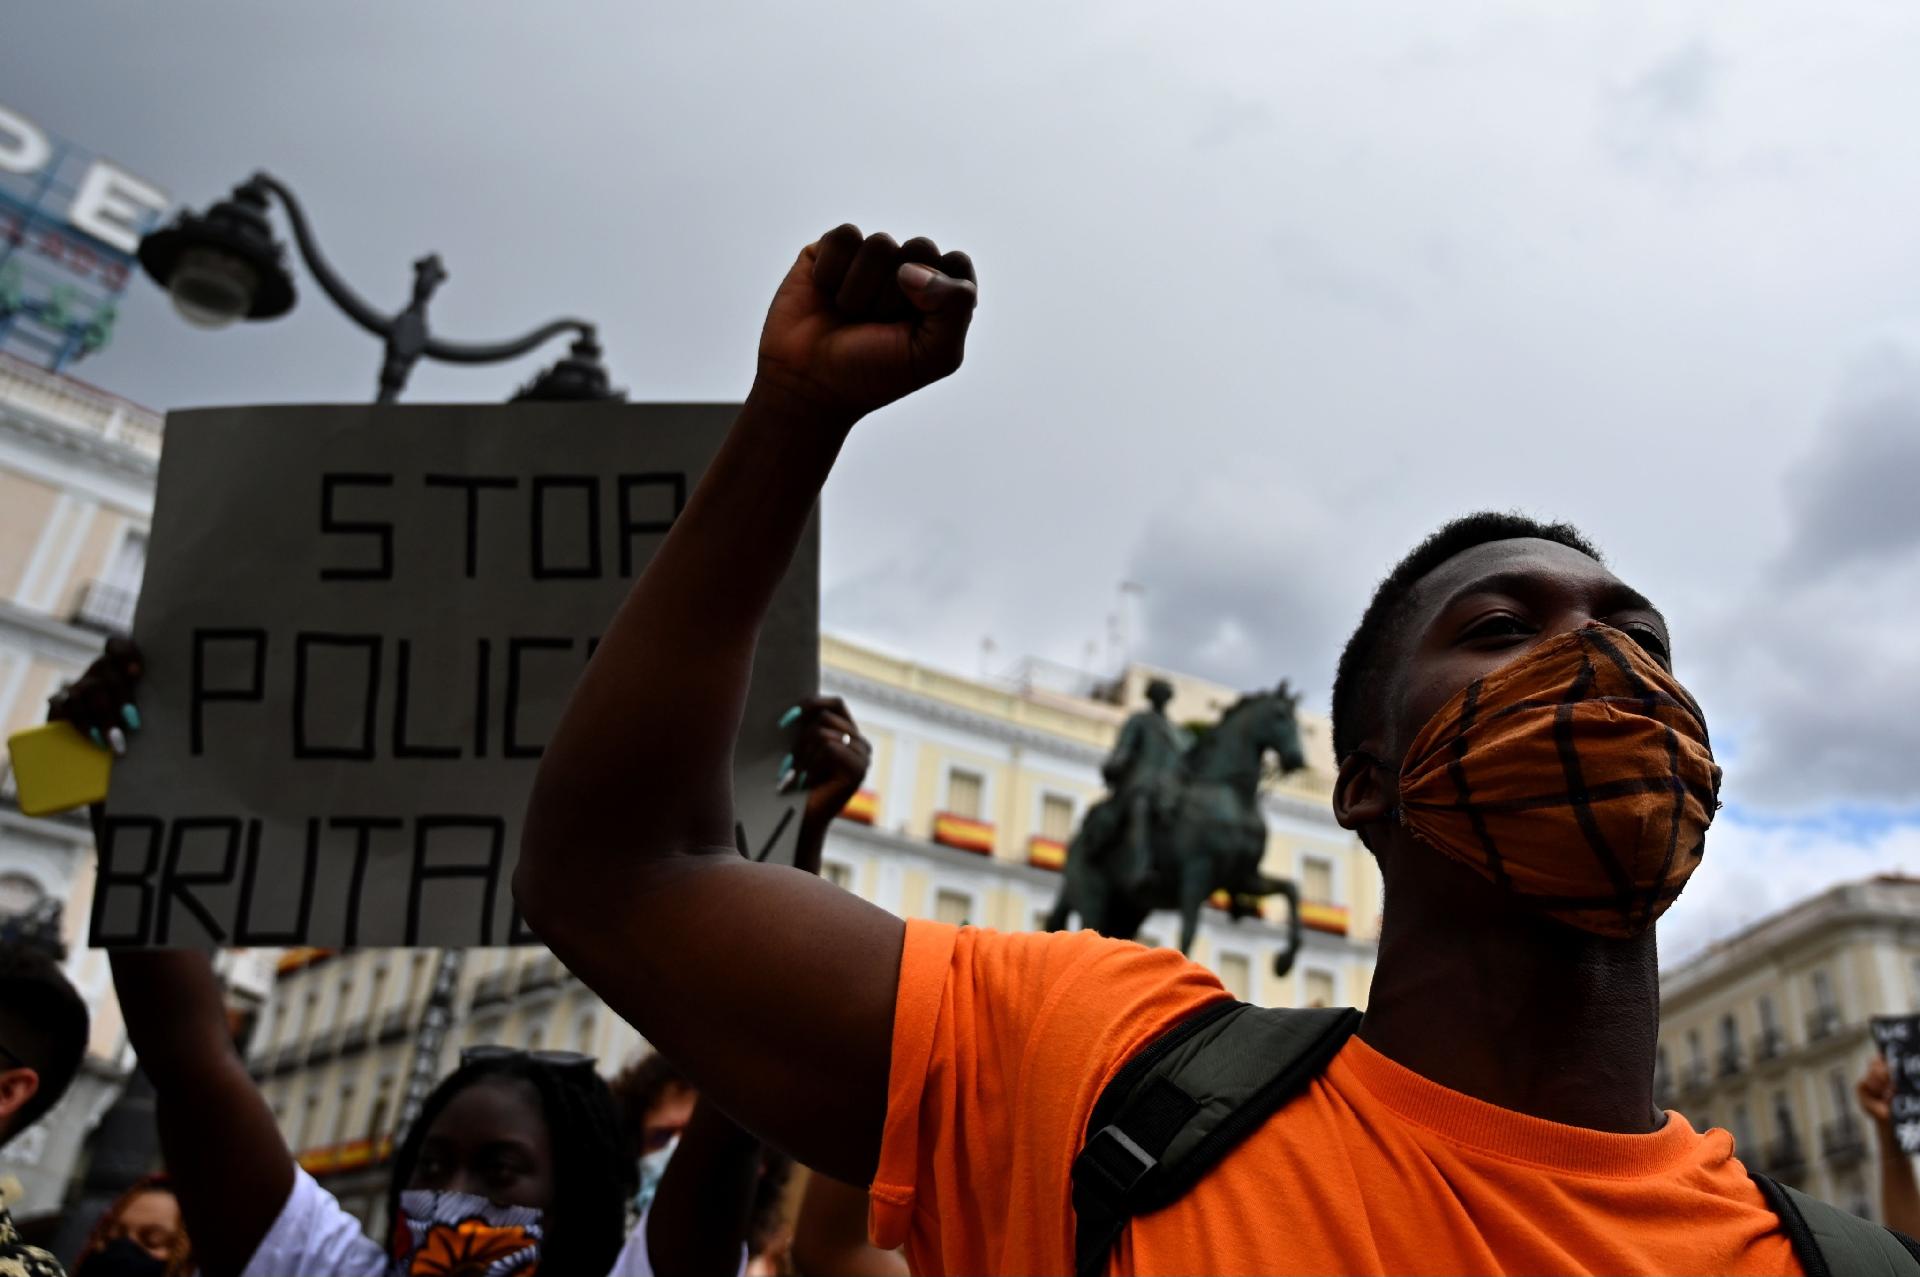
[777,706,801,729]
[108,727,127,756]
[89,728,105,748]
[123,704,141,731]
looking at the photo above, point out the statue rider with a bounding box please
[1100,677,1191,894]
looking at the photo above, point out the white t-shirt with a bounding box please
[243,1168,743,1277]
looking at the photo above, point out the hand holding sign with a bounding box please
[754,225,978,426]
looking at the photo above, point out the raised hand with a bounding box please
[755,225,978,424]
[48,636,143,755]
[1860,1053,1895,1125]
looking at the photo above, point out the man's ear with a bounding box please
[1334,749,1392,834]
[0,1066,39,1139]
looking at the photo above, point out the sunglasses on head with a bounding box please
[460,1044,597,1072]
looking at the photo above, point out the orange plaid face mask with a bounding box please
[1395,623,1721,939]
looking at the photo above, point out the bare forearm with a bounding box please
[793,1171,908,1277]
[109,950,292,1277]
[1880,1123,1920,1236]
[523,390,848,884]
[647,1098,764,1276]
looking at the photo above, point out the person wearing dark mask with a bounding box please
[510,225,1859,1273]
[71,1177,191,1277]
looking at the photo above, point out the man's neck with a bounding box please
[1356,860,1664,1134]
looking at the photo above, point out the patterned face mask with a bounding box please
[391,1190,543,1277]
[1394,623,1721,939]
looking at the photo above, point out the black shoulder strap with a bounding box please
[1071,1002,1361,1277]
[1751,1169,1920,1277]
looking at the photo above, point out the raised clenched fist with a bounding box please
[754,225,977,424]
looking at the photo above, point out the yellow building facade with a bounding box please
[1658,875,1920,1223]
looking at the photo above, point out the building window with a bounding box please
[1732,1103,1755,1155]
[1718,1014,1742,1075]
[1217,953,1251,1002]
[1773,1091,1798,1144]
[1829,1067,1852,1118]
[1040,794,1075,842]
[1687,1028,1705,1079]
[369,1073,396,1142]
[947,769,984,820]
[336,1083,356,1143]
[525,1019,548,1051]
[1304,969,1336,1008]
[934,889,972,927]
[822,861,854,891]
[298,1093,321,1152]
[1302,856,1334,905]
[1809,969,1842,1038]
[575,1010,598,1056]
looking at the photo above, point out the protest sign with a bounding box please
[91,402,817,948]
[1873,1015,1920,1153]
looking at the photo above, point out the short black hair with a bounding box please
[0,941,89,1144]
[1331,512,1603,762]
[388,1055,637,1274]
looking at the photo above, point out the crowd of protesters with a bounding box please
[3,223,1920,1275]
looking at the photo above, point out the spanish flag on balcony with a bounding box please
[297,1143,340,1175]
[838,788,878,825]
[1028,836,1067,870]
[335,1138,376,1172]
[933,812,994,855]
[1300,901,1350,935]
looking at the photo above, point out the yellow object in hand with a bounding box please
[6,720,112,817]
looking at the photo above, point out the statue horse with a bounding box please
[1045,683,1309,978]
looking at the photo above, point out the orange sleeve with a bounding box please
[870,920,1230,1273]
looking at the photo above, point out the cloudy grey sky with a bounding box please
[11,1,1920,960]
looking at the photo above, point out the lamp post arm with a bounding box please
[424,317,594,365]
[251,172,396,340]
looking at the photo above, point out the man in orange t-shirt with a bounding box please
[518,225,1805,1274]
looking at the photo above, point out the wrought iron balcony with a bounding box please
[1753,1027,1787,1063]
[1765,1132,1806,1178]
[377,1004,413,1043]
[472,970,511,1008]
[1805,1005,1843,1042]
[1681,1059,1711,1094]
[1821,1116,1867,1168]
[338,1017,370,1053]
[1716,1043,1744,1077]
[517,954,563,994]
[70,578,138,636]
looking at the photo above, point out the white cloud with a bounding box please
[1660,811,1920,967]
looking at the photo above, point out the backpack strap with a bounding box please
[1750,1169,1920,1277]
[1071,1001,1361,1277]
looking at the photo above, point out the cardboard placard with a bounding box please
[1873,1015,1920,1154]
[92,403,817,947]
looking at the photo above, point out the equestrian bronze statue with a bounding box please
[1045,679,1308,977]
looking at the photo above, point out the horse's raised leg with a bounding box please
[1176,852,1213,954]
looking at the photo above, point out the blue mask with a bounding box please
[634,1134,680,1215]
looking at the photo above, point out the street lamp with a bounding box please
[137,173,622,403]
